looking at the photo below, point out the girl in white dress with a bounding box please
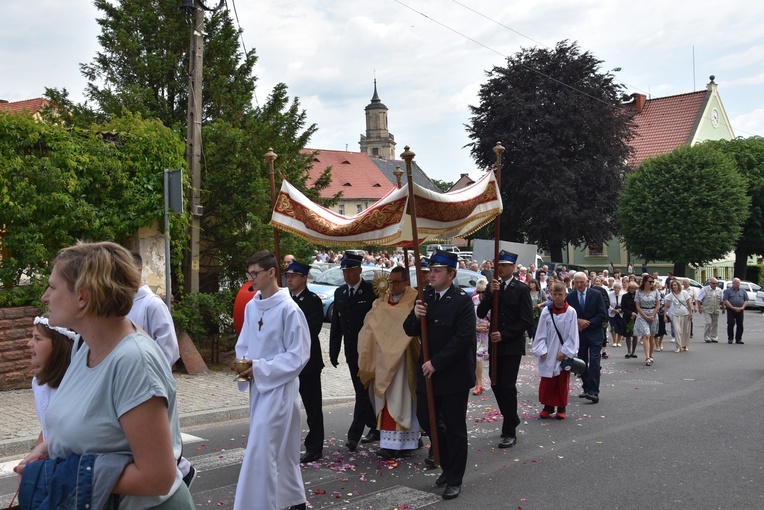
[28,314,76,443]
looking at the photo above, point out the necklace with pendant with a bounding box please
[258,308,265,331]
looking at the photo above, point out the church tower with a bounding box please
[359,80,396,159]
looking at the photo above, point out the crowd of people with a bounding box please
[18,241,751,508]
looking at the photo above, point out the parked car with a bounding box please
[425,244,460,255]
[409,267,484,297]
[756,288,764,312]
[309,266,390,321]
[707,279,761,309]
[308,262,337,283]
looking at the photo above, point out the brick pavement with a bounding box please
[0,327,354,458]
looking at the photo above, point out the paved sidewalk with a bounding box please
[0,327,354,458]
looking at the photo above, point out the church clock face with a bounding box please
[711,108,719,128]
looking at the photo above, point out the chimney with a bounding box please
[633,93,646,113]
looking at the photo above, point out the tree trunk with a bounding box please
[550,242,564,263]
[734,248,749,279]
[673,262,686,277]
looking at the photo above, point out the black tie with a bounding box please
[434,293,440,303]
[500,281,506,292]
[349,288,354,299]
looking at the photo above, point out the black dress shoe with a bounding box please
[424,450,435,468]
[300,451,322,464]
[736,341,745,344]
[345,440,358,452]
[376,448,395,460]
[361,429,380,444]
[584,393,599,404]
[442,485,461,500]
[435,472,448,487]
[578,392,587,398]
[498,435,516,448]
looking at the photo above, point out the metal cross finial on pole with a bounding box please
[490,142,505,384]
[265,148,282,282]
[402,146,440,467]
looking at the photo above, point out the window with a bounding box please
[587,244,605,257]
[356,204,363,214]
[338,204,345,215]
[372,148,379,156]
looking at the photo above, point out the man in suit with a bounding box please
[329,251,378,451]
[404,250,475,500]
[476,250,534,449]
[566,271,608,403]
[285,260,326,464]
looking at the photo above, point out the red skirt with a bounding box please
[539,371,571,407]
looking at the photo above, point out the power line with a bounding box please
[390,0,622,109]
[226,0,259,106]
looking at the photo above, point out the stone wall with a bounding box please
[0,306,41,391]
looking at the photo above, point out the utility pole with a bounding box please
[181,1,225,293]
[183,1,204,293]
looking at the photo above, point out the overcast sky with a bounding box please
[3,0,763,184]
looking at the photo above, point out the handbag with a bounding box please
[548,306,587,376]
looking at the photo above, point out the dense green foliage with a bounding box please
[54,0,337,293]
[79,0,257,130]
[617,143,750,270]
[0,111,188,287]
[171,288,236,359]
[466,41,635,261]
[705,137,764,278]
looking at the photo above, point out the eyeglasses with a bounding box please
[246,269,266,280]
[389,279,405,285]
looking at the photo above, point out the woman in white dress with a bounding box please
[634,276,660,366]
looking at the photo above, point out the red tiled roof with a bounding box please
[0,98,49,115]
[303,149,392,200]
[626,90,707,167]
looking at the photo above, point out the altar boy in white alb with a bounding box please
[234,250,310,510]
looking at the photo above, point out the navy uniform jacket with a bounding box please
[476,277,534,356]
[329,279,375,365]
[566,288,608,345]
[403,284,476,395]
[293,289,325,374]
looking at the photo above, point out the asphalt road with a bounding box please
[182,310,764,509]
[2,311,761,509]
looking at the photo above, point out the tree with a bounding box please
[46,0,335,293]
[706,137,764,278]
[198,84,337,290]
[466,41,635,261]
[431,179,454,193]
[0,110,188,286]
[617,143,750,276]
[78,0,257,130]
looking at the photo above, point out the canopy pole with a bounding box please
[490,142,505,384]
[265,148,281,282]
[402,146,440,468]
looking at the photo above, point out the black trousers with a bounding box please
[727,309,744,341]
[491,354,522,437]
[346,358,376,442]
[416,386,470,486]
[299,368,324,454]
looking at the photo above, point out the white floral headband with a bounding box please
[33,316,79,341]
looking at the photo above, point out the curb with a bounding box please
[0,397,356,459]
